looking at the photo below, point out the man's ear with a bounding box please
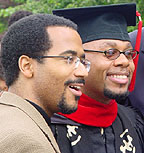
[18,55,34,78]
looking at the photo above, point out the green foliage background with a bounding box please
[0,0,144,33]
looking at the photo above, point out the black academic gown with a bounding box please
[51,104,144,153]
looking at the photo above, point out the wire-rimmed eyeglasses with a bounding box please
[31,55,91,72]
[84,48,139,60]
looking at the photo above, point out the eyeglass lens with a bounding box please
[105,49,137,60]
[74,57,90,72]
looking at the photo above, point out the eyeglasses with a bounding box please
[31,55,91,72]
[84,48,139,60]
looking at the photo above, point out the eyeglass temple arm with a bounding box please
[84,49,104,53]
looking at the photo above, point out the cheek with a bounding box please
[43,67,73,94]
[85,53,93,61]
[52,68,73,83]
[85,62,104,85]
[86,54,107,76]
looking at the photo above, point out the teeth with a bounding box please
[76,86,81,90]
[70,86,81,90]
[112,75,127,79]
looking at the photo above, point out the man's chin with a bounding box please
[59,103,78,114]
[58,96,80,114]
[104,88,129,104]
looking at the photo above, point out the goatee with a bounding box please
[104,88,129,104]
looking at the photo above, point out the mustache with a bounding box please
[64,79,85,86]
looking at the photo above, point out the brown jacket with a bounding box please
[0,92,60,153]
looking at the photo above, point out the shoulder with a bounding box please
[0,129,54,153]
[0,102,36,127]
[117,104,144,133]
[117,104,144,151]
[0,104,40,138]
[0,105,57,153]
[118,104,144,121]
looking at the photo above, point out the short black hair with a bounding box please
[8,10,33,26]
[1,14,77,87]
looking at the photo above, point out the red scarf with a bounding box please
[59,93,117,127]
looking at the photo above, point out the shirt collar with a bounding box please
[26,99,51,126]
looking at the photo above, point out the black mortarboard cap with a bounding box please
[53,3,136,43]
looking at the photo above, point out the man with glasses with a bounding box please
[51,3,144,153]
[0,14,90,152]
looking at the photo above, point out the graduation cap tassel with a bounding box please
[129,11,143,92]
[135,11,143,51]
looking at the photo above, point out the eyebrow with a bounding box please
[59,50,77,56]
[99,41,133,50]
[60,50,85,58]
[99,41,117,49]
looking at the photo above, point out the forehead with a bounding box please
[83,39,132,50]
[46,26,84,56]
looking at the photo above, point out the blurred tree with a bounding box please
[0,0,143,33]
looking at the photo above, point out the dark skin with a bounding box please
[82,39,134,104]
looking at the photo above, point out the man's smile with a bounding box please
[68,83,84,96]
[107,72,130,85]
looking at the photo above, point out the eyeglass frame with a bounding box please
[30,55,91,72]
[84,48,139,60]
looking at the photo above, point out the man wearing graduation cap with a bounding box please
[51,3,144,153]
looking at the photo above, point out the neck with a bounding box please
[82,89,111,104]
[9,84,54,117]
[8,81,33,100]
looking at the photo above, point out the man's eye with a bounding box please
[108,49,116,54]
[106,49,116,57]
[125,51,131,55]
[67,56,75,64]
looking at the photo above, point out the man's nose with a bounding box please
[74,62,89,77]
[113,54,130,67]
